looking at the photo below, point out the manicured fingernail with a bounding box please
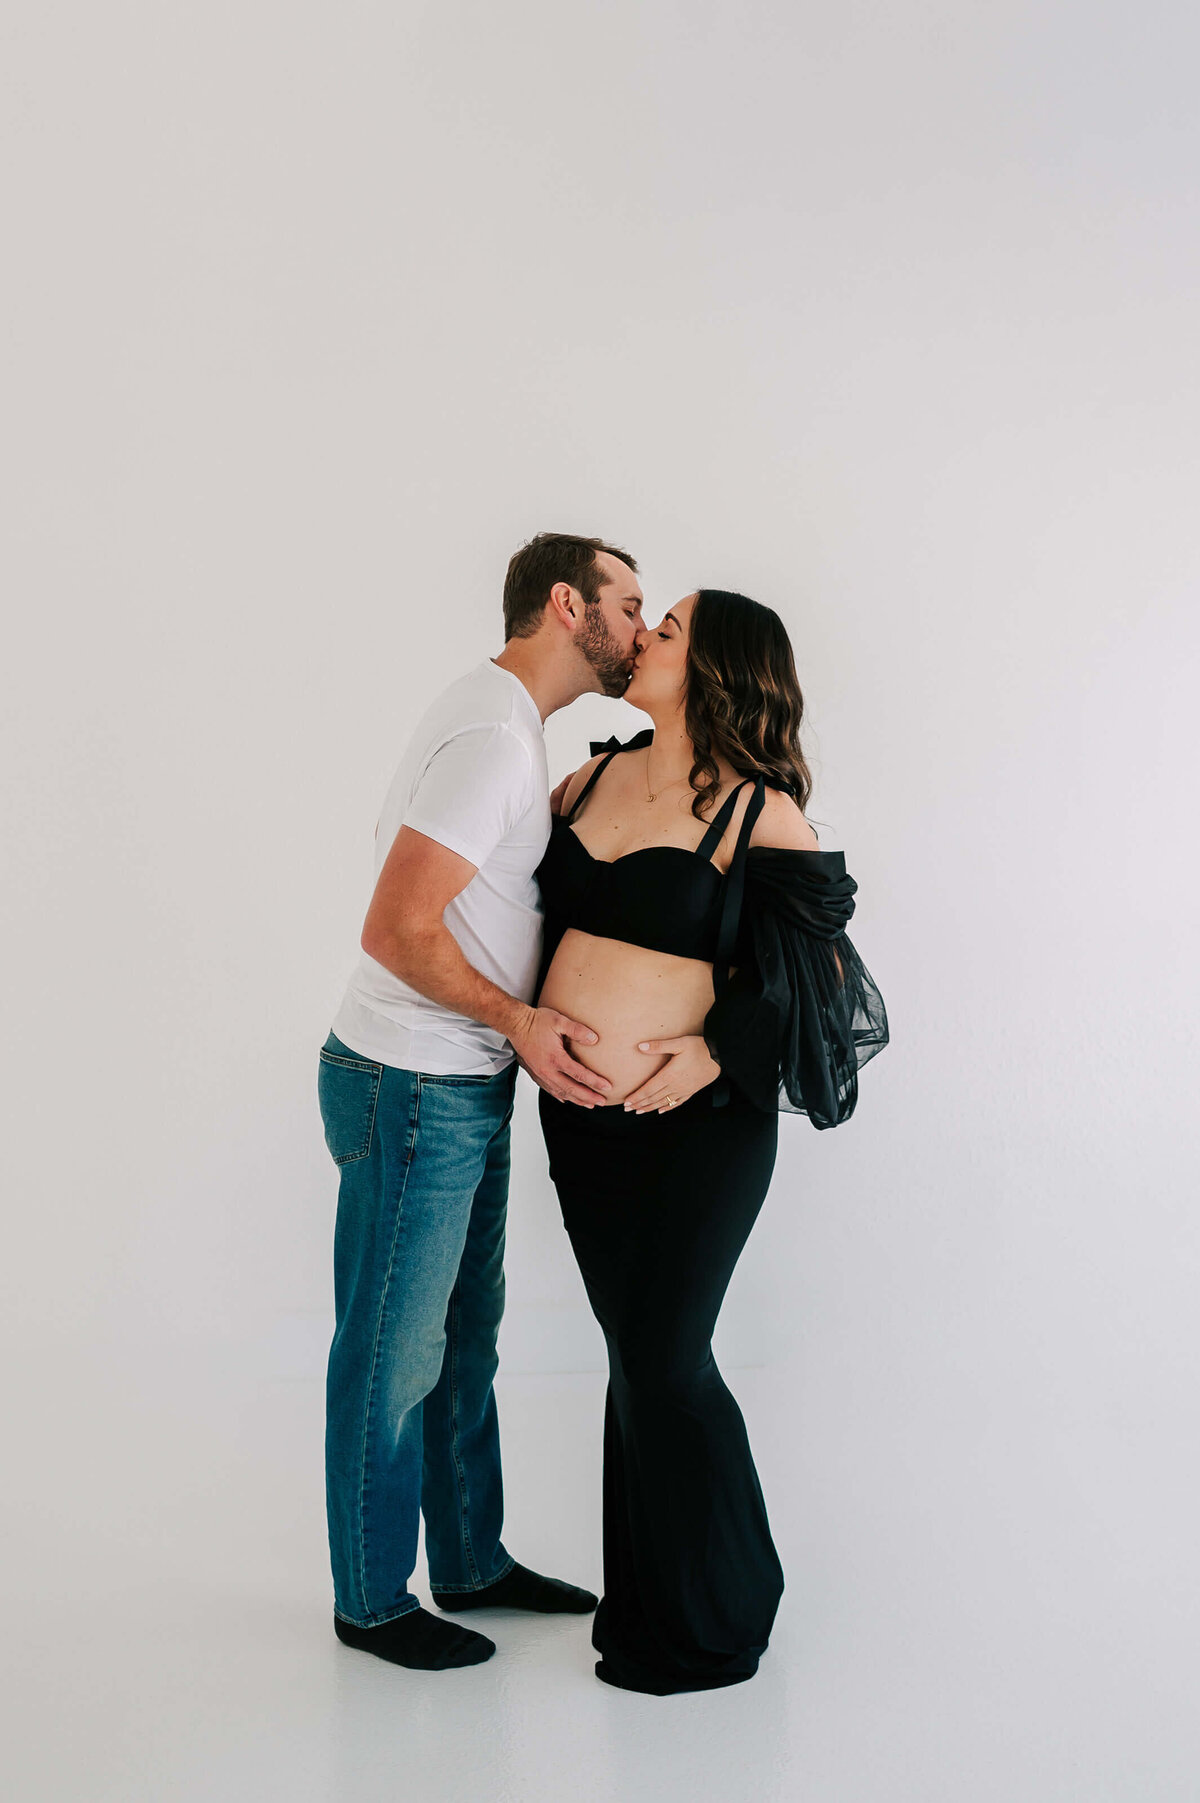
[637,1042,649,1051]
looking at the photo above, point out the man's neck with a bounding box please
[490,644,602,725]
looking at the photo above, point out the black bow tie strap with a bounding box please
[561,731,653,828]
[587,729,654,759]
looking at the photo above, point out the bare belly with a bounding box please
[535,927,722,1105]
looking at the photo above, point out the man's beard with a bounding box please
[578,605,634,698]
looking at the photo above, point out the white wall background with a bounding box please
[3,2,1199,1793]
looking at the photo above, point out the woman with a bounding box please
[533,588,888,1696]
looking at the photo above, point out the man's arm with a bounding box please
[360,824,611,1106]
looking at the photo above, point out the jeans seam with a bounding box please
[320,1049,383,1074]
[353,1077,422,1623]
[430,1555,517,1596]
[360,1072,382,1163]
[335,1596,421,1630]
[446,1283,481,1587]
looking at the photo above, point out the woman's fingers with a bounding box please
[624,1087,689,1113]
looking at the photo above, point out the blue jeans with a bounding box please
[317,1030,518,1627]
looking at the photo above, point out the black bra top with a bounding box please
[534,728,768,983]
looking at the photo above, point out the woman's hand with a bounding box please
[621,1034,721,1113]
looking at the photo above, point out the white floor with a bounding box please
[6,1344,1198,1803]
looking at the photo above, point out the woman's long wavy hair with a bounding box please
[679,589,814,822]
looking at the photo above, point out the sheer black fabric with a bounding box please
[702,847,889,1127]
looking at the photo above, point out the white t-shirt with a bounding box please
[331,658,551,1074]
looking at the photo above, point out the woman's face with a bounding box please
[624,592,695,710]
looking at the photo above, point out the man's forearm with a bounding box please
[366,920,536,1043]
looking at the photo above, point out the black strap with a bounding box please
[565,729,653,824]
[695,777,754,860]
[707,773,766,1109]
[712,774,766,1002]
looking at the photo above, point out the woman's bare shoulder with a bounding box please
[748,783,820,852]
[558,752,607,818]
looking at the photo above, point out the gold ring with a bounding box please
[664,1094,677,1108]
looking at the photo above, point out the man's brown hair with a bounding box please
[502,532,639,640]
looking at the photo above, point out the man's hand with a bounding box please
[621,1034,721,1113]
[549,771,572,816]
[510,1004,613,1107]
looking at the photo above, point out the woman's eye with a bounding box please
[657,630,669,639]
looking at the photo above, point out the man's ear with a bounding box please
[547,580,578,625]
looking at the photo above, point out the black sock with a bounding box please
[333,1607,495,1670]
[431,1561,599,1614]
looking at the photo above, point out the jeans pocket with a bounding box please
[318,1048,383,1164]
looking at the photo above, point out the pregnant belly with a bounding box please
[535,926,723,1106]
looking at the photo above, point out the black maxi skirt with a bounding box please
[539,1079,785,1695]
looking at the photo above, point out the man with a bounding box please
[318,532,647,1669]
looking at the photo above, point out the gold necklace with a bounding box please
[644,751,690,804]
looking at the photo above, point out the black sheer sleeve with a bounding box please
[701,847,889,1126]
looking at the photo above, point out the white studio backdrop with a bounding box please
[3,0,1199,1784]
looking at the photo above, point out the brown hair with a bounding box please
[503,532,639,640]
[678,589,815,819]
